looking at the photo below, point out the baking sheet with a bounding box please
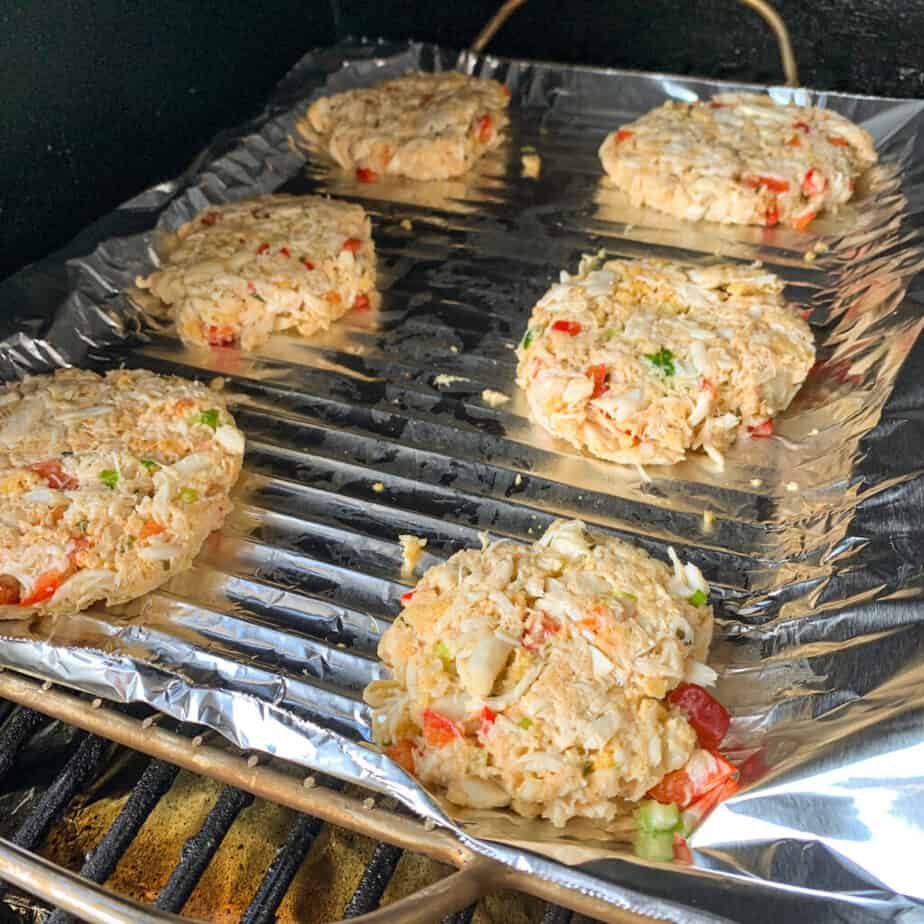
[2,37,924,923]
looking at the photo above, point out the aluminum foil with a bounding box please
[2,37,924,923]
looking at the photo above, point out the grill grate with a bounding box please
[0,682,616,924]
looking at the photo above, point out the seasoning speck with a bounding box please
[400,218,413,231]
[803,250,816,263]
[750,478,763,488]
[786,481,799,492]
[372,482,385,493]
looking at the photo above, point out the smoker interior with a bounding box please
[0,682,591,924]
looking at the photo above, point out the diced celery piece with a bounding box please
[632,829,675,862]
[636,799,681,832]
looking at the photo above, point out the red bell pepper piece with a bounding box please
[747,419,774,438]
[551,319,582,336]
[802,166,828,197]
[479,706,497,741]
[385,738,416,773]
[764,200,780,227]
[353,293,371,310]
[615,129,634,142]
[828,135,849,147]
[342,238,362,254]
[647,748,737,809]
[302,259,315,271]
[681,775,740,834]
[742,174,790,194]
[256,242,270,255]
[400,590,416,605]
[477,114,493,144]
[522,613,561,651]
[668,683,731,750]
[28,459,78,491]
[206,325,235,347]
[791,206,818,232]
[587,364,609,399]
[422,709,462,748]
[792,120,811,132]
[20,571,66,607]
[356,166,379,183]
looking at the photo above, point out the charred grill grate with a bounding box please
[0,679,590,924]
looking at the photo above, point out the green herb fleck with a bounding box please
[140,458,159,472]
[613,590,637,601]
[77,519,88,533]
[644,346,675,377]
[519,717,533,730]
[99,469,119,489]
[180,488,199,504]
[520,144,537,154]
[687,589,709,607]
[520,326,543,350]
[433,640,453,668]
[198,408,220,430]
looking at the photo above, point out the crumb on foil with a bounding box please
[372,482,385,493]
[398,534,427,577]
[481,388,510,407]
[520,147,541,178]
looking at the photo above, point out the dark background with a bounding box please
[3,0,924,282]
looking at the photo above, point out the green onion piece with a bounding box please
[636,799,681,833]
[614,590,637,601]
[643,346,675,377]
[520,326,543,350]
[632,829,675,862]
[199,409,220,430]
[604,328,619,339]
[99,469,119,489]
[687,589,709,607]
[433,641,453,668]
[140,458,159,472]
[519,717,533,730]
[180,488,199,504]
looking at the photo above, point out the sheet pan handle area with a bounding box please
[471,0,800,86]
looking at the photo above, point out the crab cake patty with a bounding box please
[0,369,244,617]
[302,71,510,181]
[599,92,876,230]
[515,257,815,467]
[136,194,376,351]
[365,520,715,827]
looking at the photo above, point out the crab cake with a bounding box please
[515,257,815,467]
[301,71,510,181]
[365,520,716,827]
[0,369,244,617]
[599,92,877,230]
[136,194,376,351]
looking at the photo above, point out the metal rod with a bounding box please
[0,707,48,788]
[0,671,666,923]
[0,839,201,924]
[471,0,799,86]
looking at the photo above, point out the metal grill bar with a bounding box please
[0,671,668,923]
[542,904,574,924]
[238,813,324,924]
[441,904,476,924]
[10,732,105,853]
[46,756,181,924]
[154,786,255,914]
[343,842,404,918]
[0,707,47,788]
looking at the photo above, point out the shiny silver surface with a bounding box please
[1,38,924,923]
